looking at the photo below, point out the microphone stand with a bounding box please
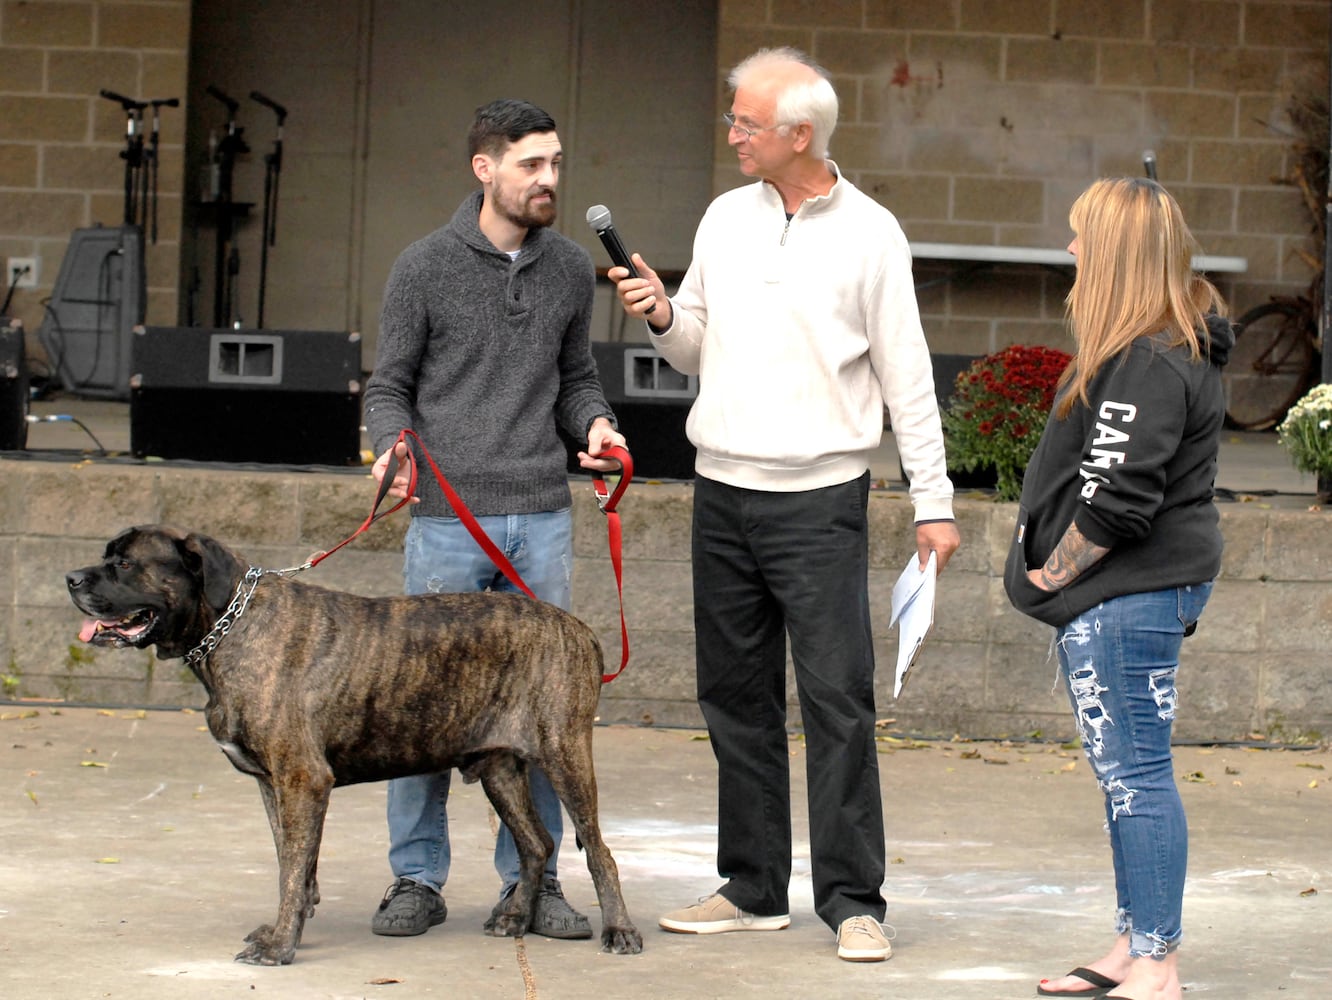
[250,91,287,329]
[99,90,147,228]
[206,85,249,328]
[146,97,180,245]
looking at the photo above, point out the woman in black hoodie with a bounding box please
[1005,177,1233,1000]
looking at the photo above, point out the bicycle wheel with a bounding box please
[1223,300,1315,430]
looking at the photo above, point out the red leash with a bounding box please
[590,445,633,681]
[310,431,633,682]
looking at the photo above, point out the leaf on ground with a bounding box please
[960,749,982,759]
[1182,771,1209,783]
[1300,887,1318,897]
[1296,762,1325,770]
[367,978,403,985]
[80,761,108,768]
[94,858,120,864]
[983,757,1009,765]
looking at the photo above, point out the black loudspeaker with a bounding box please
[0,318,29,450]
[565,342,696,480]
[130,326,363,466]
[36,225,145,399]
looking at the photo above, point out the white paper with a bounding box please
[889,550,936,698]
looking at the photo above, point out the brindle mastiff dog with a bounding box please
[65,524,642,965]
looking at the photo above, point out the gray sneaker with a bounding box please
[371,877,447,937]
[484,876,593,940]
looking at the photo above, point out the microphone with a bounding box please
[585,204,654,314]
[99,89,146,110]
[250,90,288,123]
[206,85,239,115]
[1143,149,1157,181]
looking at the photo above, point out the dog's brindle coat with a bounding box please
[65,525,642,965]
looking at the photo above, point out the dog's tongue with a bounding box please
[79,619,111,642]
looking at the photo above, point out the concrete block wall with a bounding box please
[2,458,1327,745]
[715,0,1331,353]
[0,0,190,350]
[7,3,1327,373]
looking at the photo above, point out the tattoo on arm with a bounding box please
[1039,522,1110,590]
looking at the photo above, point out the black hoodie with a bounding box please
[1004,314,1235,627]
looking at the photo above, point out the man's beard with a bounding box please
[496,185,557,230]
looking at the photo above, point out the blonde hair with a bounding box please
[1058,177,1225,418]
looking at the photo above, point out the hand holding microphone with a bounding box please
[586,205,662,320]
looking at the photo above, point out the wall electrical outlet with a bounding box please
[7,256,38,289]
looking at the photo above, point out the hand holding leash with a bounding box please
[372,439,419,503]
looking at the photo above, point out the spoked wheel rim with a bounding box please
[1223,301,1315,431]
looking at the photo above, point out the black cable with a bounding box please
[25,414,107,454]
[2,262,26,314]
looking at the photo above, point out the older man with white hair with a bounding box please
[609,47,960,963]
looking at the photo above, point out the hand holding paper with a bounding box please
[889,550,937,698]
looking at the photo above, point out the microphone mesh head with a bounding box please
[585,204,612,230]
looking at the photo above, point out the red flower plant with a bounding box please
[940,344,1072,500]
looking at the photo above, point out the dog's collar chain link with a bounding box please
[184,566,266,667]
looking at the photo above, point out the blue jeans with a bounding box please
[1054,583,1213,959]
[386,509,573,893]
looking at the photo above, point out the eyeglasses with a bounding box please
[722,112,782,139]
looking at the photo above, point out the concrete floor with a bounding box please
[1,708,1328,999]
[5,396,1327,998]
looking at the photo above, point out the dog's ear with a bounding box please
[104,525,141,558]
[179,533,242,612]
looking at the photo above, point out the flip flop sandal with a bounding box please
[1036,966,1120,997]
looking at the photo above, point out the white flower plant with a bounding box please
[1276,382,1332,478]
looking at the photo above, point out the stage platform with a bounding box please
[2,391,1328,744]
[15,393,1326,506]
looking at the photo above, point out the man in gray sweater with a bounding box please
[362,98,626,941]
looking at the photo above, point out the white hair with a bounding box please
[727,47,838,157]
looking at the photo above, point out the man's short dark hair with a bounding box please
[468,99,558,160]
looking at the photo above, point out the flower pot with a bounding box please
[948,464,1000,490]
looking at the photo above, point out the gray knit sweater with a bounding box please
[363,191,614,517]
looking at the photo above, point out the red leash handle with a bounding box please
[590,446,633,682]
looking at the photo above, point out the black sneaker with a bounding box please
[483,876,593,940]
[371,877,447,937]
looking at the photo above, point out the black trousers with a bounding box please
[692,473,886,930]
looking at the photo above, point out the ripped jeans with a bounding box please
[1055,583,1212,959]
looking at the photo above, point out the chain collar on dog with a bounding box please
[184,566,267,667]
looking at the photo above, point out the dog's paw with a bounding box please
[601,925,644,955]
[483,912,530,939]
[235,925,295,966]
